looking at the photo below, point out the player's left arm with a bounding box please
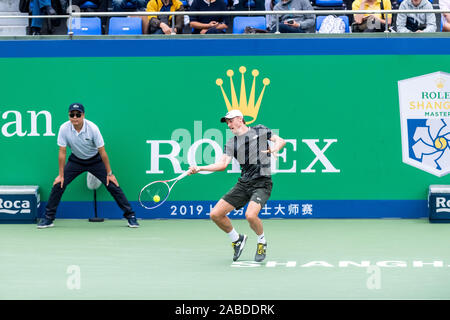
[98,146,119,187]
[262,134,286,155]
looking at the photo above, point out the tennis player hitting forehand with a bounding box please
[189,110,286,262]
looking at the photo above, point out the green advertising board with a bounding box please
[0,37,449,218]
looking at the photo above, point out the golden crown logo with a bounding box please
[436,77,445,89]
[216,66,270,124]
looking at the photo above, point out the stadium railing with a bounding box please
[0,8,449,35]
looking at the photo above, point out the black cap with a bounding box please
[68,103,85,113]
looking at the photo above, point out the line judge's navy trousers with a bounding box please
[44,153,135,220]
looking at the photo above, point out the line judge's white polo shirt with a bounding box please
[57,119,105,160]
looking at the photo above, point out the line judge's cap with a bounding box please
[220,109,244,123]
[68,103,85,113]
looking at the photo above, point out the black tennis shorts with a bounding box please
[222,177,273,210]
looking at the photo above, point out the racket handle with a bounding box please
[176,171,190,181]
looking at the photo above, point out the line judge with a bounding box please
[37,103,139,228]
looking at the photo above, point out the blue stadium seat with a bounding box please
[316,15,350,33]
[70,17,102,35]
[315,0,344,6]
[108,17,143,35]
[125,1,137,9]
[339,15,349,33]
[233,16,266,34]
[315,15,326,31]
[79,1,98,9]
[243,0,256,8]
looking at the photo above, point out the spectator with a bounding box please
[189,0,229,34]
[268,0,315,33]
[352,0,392,32]
[396,0,436,32]
[144,0,185,34]
[440,0,450,31]
[30,0,57,35]
[113,0,149,11]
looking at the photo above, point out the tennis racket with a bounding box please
[138,171,190,209]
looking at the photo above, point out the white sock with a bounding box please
[257,233,266,244]
[227,228,240,242]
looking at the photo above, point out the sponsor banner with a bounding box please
[50,200,427,219]
[0,197,31,214]
[428,185,450,222]
[1,38,450,58]
[399,72,450,177]
[1,39,450,218]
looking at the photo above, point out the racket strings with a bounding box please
[139,181,170,209]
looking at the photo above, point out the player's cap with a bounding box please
[68,103,85,113]
[220,109,244,123]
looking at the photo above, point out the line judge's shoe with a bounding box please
[37,217,54,229]
[232,234,247,261]
[255,243,267,262]
[126,215,140,228]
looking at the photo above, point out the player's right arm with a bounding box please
[53,146,66,188]
[189,154,232,174]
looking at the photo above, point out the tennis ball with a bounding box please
[435,137,447,150]
[153,195,160,203]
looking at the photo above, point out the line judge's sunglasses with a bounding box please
[69,112,83,118]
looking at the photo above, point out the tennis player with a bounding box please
[189,110,286,262]
[37,103,139,228]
